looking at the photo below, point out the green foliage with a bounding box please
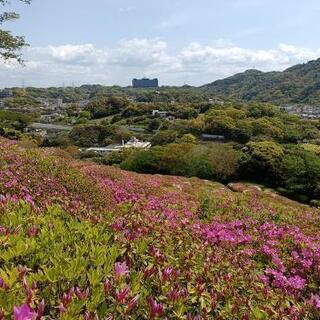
[109,125,132,142]
[0,127,22,139]
[301,143,320,155]
[252,118,284,140]
[4,96,39,108]
[175,106,199,119]
[121,147,165,174]
[202,59,320,105]
[85,96,130,119]
[120,142,241,183]
[100,148,136,166]
[147,118,161,131]
[0,110,33,131]
[69,124,110,147]
[242,141,284,182]
[188,144,240,182]
[180,133,197,144]
[79,110,91,120]
[41,132,73,148]
[151,130,178,146]
[0,0,31,62]
[246,141,284,166]
[0,202,121,317]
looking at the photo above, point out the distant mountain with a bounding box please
[202,58,320,105]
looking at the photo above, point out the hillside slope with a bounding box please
[0,138,320,319]
[202,58,320,105]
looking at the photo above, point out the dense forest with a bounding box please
[20,85,211,104]
[202,58,320,105]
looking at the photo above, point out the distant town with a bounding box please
[1,77,320,142]
[280,104,320,119]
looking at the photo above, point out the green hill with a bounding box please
[1,138,320,318]
[202,58,320,105]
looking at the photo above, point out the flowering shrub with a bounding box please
[0,138,320,319]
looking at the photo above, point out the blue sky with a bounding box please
[1,0,320,87]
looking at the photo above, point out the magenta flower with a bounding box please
[126,295,139,312]
[114,262,129,280]
[0,277,9,290]
[103,278,113,294]
[308,294,320,309]
[75,287,89,300]
[148,297,164,318]
[13,304,35,320]
[27,226,39,237]
[84,311,95,320]
[36,300,45,320]
[115,287,130,304]
[58,303,66,314]
[287,275,306,290]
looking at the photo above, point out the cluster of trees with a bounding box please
[101,142,241,183]
[19,86,216,104]
[241,141,320,202]
[101,140,320,203]
[84,96,131,119]
[0,109,33,129]
[68,124,132,147]
[183,103,320,143]
[4,96,40,109]
[0,110,34,139]
[82,95,210,122]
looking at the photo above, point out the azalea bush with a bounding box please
[0,138,320,319]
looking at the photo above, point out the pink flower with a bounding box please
[126,295,139,312]
[58,303,66,314]
[114,262,129,280]
[13,304,35,320]
[75,287,89,300]
[115,287,130,304]
[143,266,156,279]
[84,311,95,320]
[308,294,320,309]
[36,300,44,320]
[287,275,306,290]
[148,297,164,318]
[0,277,9,290]
[162,267,173,282]
[27,226,39,237]
[104,278,113,294]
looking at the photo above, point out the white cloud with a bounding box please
[1,39,320,87]
[278,43,320,61]
[110,38,172,67]
[179,42,320,74]
[28,44,108,66]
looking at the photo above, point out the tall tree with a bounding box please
[0,0,31,62]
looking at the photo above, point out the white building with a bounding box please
[152,110,168,117]
[85,137,151,155]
